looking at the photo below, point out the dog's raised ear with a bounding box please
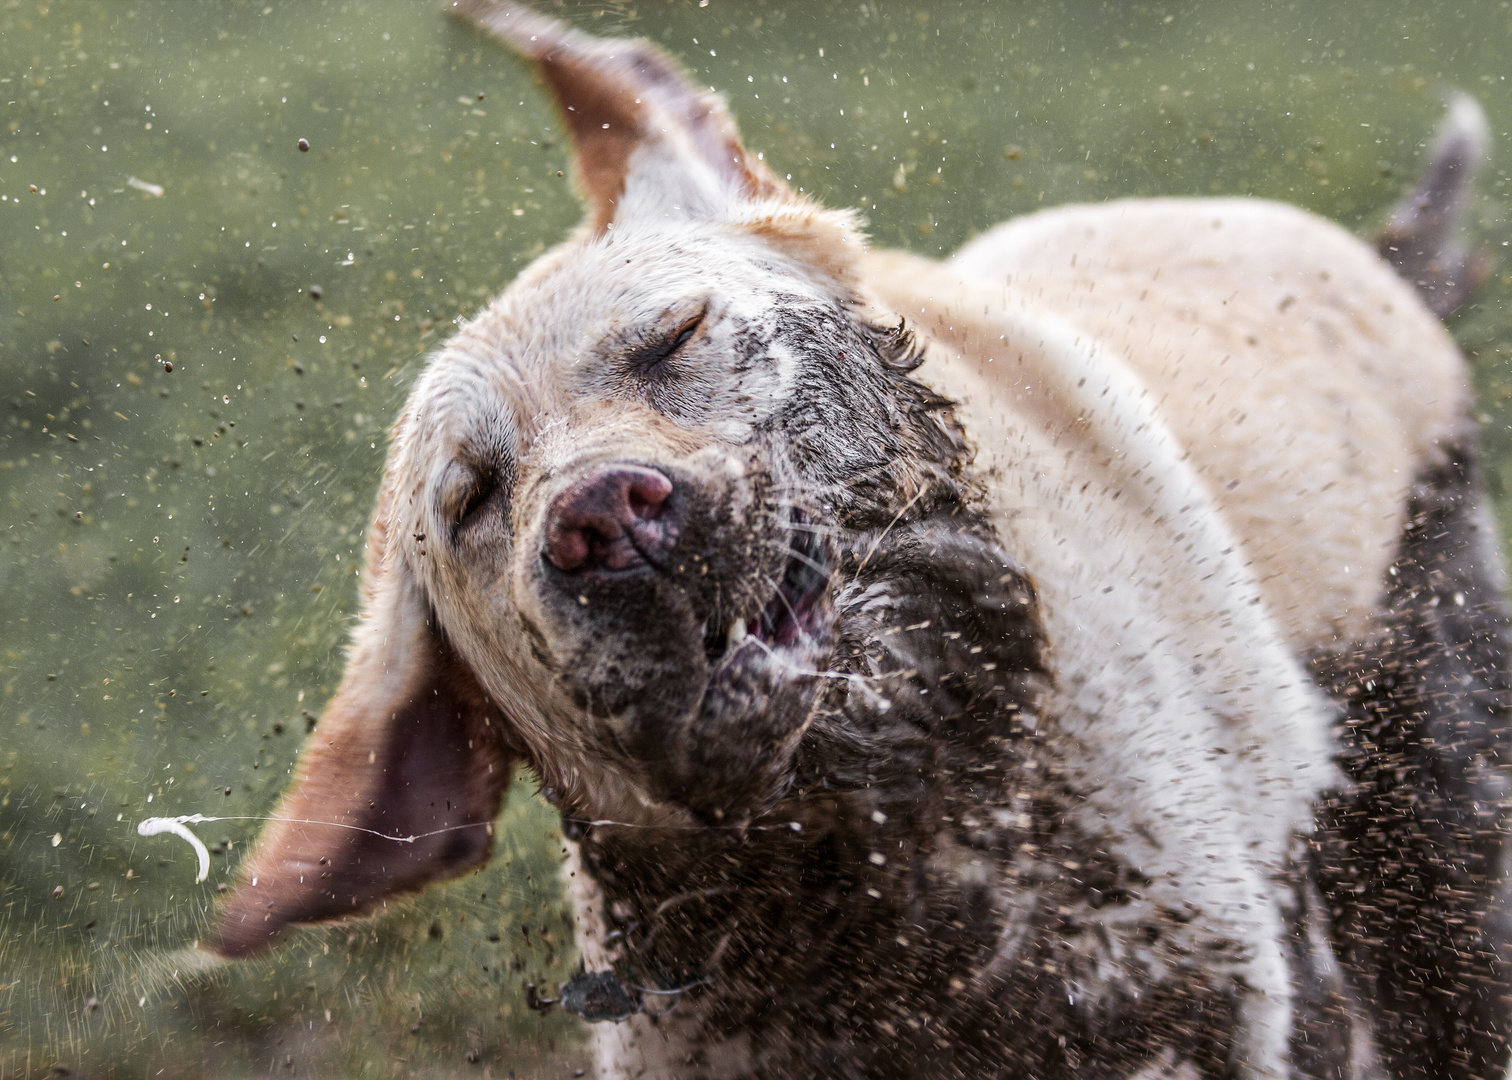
[450,1,790,231]
[204,469,517,959]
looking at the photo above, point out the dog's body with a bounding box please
[205,7,1511,1079]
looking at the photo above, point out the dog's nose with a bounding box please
[544,465,676,574]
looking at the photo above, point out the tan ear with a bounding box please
[449,0,790,231]
[205,478,517,959]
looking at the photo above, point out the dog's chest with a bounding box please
[559,747,1248,1080]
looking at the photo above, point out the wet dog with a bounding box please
[206,6,1511,1079]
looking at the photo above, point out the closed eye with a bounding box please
[456,474,496,524]
[622,309,705,379]
[440,459,512,544]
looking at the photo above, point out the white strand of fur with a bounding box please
[135,816,213,883]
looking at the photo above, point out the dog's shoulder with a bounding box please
[861,236,1342,1072]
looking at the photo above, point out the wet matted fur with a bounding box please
[203,6,1512,1080]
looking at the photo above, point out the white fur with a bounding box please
[851,196,1469,1079]
[863,264,1339,1080]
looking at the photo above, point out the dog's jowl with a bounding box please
[204,5,1512,1079]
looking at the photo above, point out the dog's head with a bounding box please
[205,3,974,958]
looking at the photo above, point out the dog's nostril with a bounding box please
[544,465,675,574]
[625,471,673,519]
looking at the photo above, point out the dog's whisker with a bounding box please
[766,469,935,527]
[756,537,830,578]
[772,520,847,539]
[850,484,932,584]
[736,628,856,685]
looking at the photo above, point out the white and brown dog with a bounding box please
[205,5,1511,1079]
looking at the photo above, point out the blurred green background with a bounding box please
[2,1,1511,1077]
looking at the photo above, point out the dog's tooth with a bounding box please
[727,620,748,648]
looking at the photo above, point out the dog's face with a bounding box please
[205,5,974,958]
[404,227,866,823]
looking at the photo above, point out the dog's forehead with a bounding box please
[403,223,827,452]
[498,223,822,354]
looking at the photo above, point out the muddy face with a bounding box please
[392,228,959,825]
[517,440,833,824]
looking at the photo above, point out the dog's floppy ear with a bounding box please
[205,470,517,959]
[450,1,790,231]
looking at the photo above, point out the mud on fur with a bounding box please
[198,5,1510,1079]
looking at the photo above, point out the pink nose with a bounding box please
[543,465,676,574]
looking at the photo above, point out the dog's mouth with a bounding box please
[710,518,831,661]
[655,515,830,824]
[555,500,834,824]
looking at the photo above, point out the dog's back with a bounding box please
[945,196,1470,654]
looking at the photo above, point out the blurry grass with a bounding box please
[2,0,1511,1077]
[0,769,580,1078]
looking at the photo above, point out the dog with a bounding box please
[203,5,1512,1079]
